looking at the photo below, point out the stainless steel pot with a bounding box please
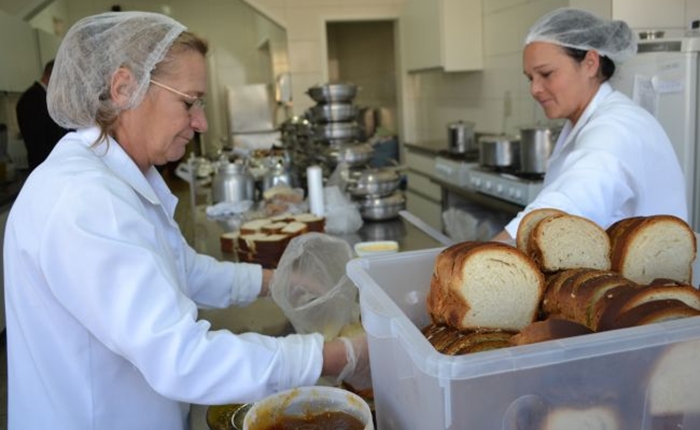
[478,135,520,169]
[519,126,555,175]
[447,120,476,154]
[347,167,401,198]
[326,142,374,168]
[358,191,406,221]
[212,159,255,204]
[306,83,358,104]
[308,103,358,123]
[314,122,360,142]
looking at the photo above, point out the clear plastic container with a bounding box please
[347,247,700,430]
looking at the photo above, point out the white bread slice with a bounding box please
[261,222,289,234]
[542,406,620,430]
[609,215,696,285]
[649,339,700,415]
[280,221,309,237]
[294,213,325,232]
[239,218,273,234]
[516,207,567,253]
[528,214,611,273]
[428,241,545,331]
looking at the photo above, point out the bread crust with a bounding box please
[608,215,696,284]
[516,208,567,253]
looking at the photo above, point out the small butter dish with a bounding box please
[354,240,399,257]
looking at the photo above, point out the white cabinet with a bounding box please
[401,0,483,72]
[0,10,41,92]
[404,147,443,231]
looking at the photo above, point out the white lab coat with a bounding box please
[4,127,324,430]
[505,82,687,237]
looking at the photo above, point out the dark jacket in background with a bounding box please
[16,81,69,171]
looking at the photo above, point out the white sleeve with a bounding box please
[40,179,323,404]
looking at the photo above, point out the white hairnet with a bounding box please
[525,8,637,64]
[47,11,186,129]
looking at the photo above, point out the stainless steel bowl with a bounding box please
[326,142,374,168]
[309,103,358,123]
[314,122,360,142]
[347,167,401,198]
[306,83,358,104]
[358,191,406,221]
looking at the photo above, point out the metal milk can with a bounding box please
[211,158,255,204]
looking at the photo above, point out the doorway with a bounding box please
[325,20,398,138]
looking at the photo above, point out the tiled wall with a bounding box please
[252,0,700,146]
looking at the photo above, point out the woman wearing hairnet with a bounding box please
[494,8,687,241]
[3,11,369,430]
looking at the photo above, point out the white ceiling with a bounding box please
[0,0,53,20]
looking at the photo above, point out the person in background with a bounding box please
[15,59,69,171]
[493,7,687,242]
[3,12,369,430]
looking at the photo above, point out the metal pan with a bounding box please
[309,103,358,123]
[306,83,358,104]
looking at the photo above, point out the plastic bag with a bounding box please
[323,186,363,235]
[270,233,360,340]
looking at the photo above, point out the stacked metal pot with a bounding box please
[305,82,405,221]
[305,83,374,172]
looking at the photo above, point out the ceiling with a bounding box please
[0,0,52,20]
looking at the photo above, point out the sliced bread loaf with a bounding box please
[608,215,696,284]
[510,318,593,346]
[528,213,611,273]
[516,208,568,253]
[428,241,545,331]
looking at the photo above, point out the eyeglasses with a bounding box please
[149,79,206,112]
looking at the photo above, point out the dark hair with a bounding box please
[563,47,616,81]
[42,60,55,79]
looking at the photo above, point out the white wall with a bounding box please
[49,0,289,154]
[401,0,700,142]
[247,0,404,115]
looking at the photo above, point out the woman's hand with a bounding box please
[321,334,372,391]
[259,268,274,297]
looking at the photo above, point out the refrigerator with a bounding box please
[226,83,282,151]
[611,36,700,231]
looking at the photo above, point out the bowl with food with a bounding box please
[242,386,373,430]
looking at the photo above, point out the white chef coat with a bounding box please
[504,82,687,237]
[4,127,324,430]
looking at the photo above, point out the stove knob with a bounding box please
[471,177,481,188]
[513,189,523,201]
[484,181,492,191]
[495,184,504,195]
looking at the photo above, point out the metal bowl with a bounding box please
[309,103,358,123]
[326,142,374,168]
[314,122,360,142]
[347,167,401,198]
[306,83,358,104]
[358,191,406,221]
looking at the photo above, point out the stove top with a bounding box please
[434,156,544,207]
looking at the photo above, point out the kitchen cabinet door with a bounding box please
[0,10,41,92]
[402,0,483,72]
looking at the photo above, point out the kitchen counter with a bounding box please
[187,205,444,430]
[404,140,448,156]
